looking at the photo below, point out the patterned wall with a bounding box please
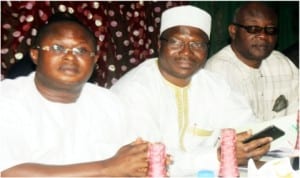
[1,1,186,87]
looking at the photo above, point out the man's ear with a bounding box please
[30,48,39,65]
[228,24,237,40]
[157,40,162,52]
[94,54,99,64]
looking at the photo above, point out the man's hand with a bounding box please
[103,138,150,177]
[236,130,272,166]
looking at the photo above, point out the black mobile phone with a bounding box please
[291,156,299,170]
[242,125,285,144]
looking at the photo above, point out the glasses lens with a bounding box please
[246,26,263,34]
[167,38,183,50]
[244,25,277,35]
[72,47,95,57]
[51,44,65,54]
[190,42,208,51]
[73,47,87,56]
[265,27,278,35]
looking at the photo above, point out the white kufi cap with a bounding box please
[160,5,212,38]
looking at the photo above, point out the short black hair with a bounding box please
[34,12,97,51]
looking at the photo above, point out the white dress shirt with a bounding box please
[0,73,128,171]
[111,58,256,176]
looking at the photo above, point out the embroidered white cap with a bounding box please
[160,5,212,38]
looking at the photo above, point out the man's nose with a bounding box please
[255,29,270,40]
[63,49,77,60]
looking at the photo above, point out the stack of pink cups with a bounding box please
[148,143,167,177]
[218,128,239,178]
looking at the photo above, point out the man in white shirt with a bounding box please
[205,2,299,121]
[111,5,272,176]
[0,13,149,177]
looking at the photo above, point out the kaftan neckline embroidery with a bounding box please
[164,78,190,151]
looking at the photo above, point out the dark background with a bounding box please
[191,1,299,57]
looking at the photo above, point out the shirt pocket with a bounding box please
[184,124,219,151]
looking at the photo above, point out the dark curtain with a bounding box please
[1,1,298,87]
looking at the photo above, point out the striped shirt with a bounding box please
[205,45,299,121]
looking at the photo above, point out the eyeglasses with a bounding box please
[160,37,209,52]
[232,23,278,35]
[36,44,96,57]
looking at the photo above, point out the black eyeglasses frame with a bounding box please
[232,23,278,35]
